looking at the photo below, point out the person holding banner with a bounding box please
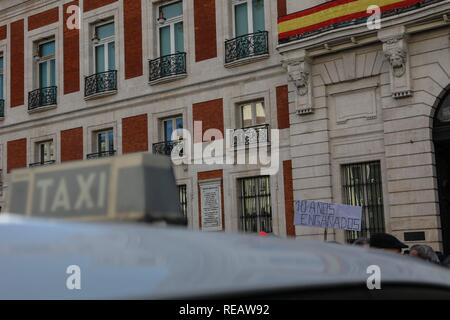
[369,233,408,254]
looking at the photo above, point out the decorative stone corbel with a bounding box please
[379,27,412,98]
[282,50,313,115]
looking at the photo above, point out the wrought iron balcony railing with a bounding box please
[225,31,269,64]
[0,99,4,118]
[149,52,187,83]
[29,160,56,168]
[153,140,184,156]
[85,70,117,98]
[232,124,270,147]
[28,86,57,111]
[87,150,116,160]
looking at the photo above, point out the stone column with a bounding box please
[280,48,333,240]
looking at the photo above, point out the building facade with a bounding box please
[1,0,450,254]
[279,0,450,253]
[0,0,293,236]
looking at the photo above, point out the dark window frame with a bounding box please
[238,176,272,233]
[341,161,385,242]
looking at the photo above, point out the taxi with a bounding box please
[1,154,450,299]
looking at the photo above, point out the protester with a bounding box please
[353,237,370,248]
[369,233,408,254]
[443,256,450,268]
[409,245,441,264]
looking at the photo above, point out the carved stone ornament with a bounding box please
[385,45,407,78]
[281,51,314,115]
[289,69,310,96]
[379,29,412,99]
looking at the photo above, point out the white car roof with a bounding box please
[1,214,450,299]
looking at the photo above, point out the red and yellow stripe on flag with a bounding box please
[278,0,424,41]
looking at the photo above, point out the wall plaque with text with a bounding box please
[200,182,222,231]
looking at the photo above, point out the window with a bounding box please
[226,0,267,64]
[178,184,187,219]
[85,21,117,97]
[149,1,186,83]
[342,161,385,242]
[28,40,58,110]
[35,40,56,89]
[238,176,272,233]
[233,0,265,37]
[96,129,114,153]
[87,128,115,159]
[0,169,3,197]
[157,1,184,56]
[93,21,115,73]
[162,116,183,141]
[0,55,4,117]
[153,116,184,156]
[35,140,54,164]
[240,100,266,128]
[0,55,4,100]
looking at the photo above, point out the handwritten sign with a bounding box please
[294,200,362,231]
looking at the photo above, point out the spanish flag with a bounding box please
[278,0,428,41]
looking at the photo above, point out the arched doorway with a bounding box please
[433,90,450,254]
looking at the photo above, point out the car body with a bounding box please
[1,214,450,299]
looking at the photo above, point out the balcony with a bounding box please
[0,99,4,118]
[85,70,117,99]
[28,86,57,112]
[86,150,116,160]
[153,140,184,157]
[29,160,56,168]
[149,52,187,84]
[225,31,269,66]
[232,124,270,147]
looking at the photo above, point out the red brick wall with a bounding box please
[28,7,59,31]
[122,114,148,154]
[83,0,117,12]
[276,85,290,129]
[63,1,80,94]
[7,138,27,173]
[192,98,223,142]
[10,20,24,108]
[198,170,225,230]
[283,160,295,237]
[61,127,84,162]
[123,0,143,79]
[194,0,217,62]
[0,25,6,40]
[277,0,287,18]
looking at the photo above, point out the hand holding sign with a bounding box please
[294,200,362,232]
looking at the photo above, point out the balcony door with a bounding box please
[240,101,266,128]
[163,116,183,142]
[94,21,115,73]
[37,40,56,89]
[96,129,114,153]
[0,55,4,101]
[233,0,265,37]
[36,140,54,164]
[158,1,184,57]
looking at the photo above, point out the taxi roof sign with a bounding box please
[5,153,186,225]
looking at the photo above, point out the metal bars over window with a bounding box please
[342,161,385,242]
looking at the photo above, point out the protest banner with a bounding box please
[294,200,362,232]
